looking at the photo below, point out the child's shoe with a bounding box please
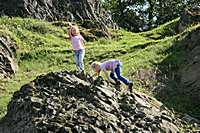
[115,80,121,86]
[77,70,85,79]
[128,82,133,93]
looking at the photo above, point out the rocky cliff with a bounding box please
[0,0,99,21]
[176,8,200,105]
[0,35,18,79]
[178,8,200,32]
[179,26,200,103]
[0,0,116,32]
[0,71,185,133]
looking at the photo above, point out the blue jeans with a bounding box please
[110,65,129,85]
[74,49,85,72]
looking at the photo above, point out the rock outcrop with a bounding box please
[178,8,200,32]
[0,0,98,21]
[0,0,117,35]
[0,71,184,133]
[0,35,18,78]
[179,26,200,103]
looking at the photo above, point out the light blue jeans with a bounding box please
[74,49,85,72]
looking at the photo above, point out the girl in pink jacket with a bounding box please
[68,24,85,74]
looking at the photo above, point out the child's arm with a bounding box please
[92,70,100,77]
[103,70,114,84]
[68,28,72,39]
[68,22,73,39]
[91,71,101,83]
[80,35,85,47]
[81,39,85,47]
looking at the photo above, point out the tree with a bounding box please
[102,0,200,32]
[103,0,145,31]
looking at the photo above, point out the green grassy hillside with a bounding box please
[0,16,199,123]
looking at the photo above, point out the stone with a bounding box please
[0,35,18,79]
[179,27,200,102]
[178,8,200,33]
[0,71,186,132]
[0,0,117,36]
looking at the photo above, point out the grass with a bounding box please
[0,16,200,127]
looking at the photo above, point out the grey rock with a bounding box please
[0,71,185,132]
[0,36,18,79]
[179,26,200,103]
[0,0,117,36]
[178,8,200,33]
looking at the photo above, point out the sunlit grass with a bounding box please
[0,16,200,125]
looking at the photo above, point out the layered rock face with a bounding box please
[179,27,200,102]
[0,0,116,29]
[0,0,96,21]
[177,8,200,103]
[0,36,18,78]
[178,8,200,32]
[0,71,182,133]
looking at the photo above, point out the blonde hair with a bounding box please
[91,61,101,71]
[70,25,80,36]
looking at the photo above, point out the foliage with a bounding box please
[102,0,200,32]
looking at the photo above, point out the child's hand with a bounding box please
[93,76,103,85]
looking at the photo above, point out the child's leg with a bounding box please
[115,65,129,85]
[74,50,80,72]
[78,49,85,72]
[110,72,118,82]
